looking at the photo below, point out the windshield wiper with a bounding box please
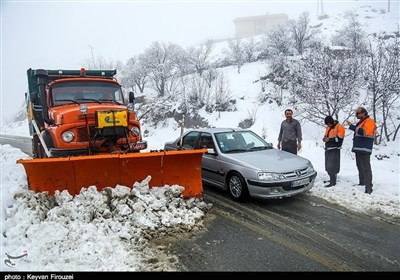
[99,99,123,105]
[225,149,247,153]
[76,98,102,104]
[55,99,80,104]
[249,146,271,151]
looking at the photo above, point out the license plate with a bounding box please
[291,178,309,188]
[130,142,147,150]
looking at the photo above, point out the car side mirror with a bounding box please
[206,148,217,155]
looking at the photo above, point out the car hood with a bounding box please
[225,149,311,172]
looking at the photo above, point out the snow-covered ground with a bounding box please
[1,1,399,271]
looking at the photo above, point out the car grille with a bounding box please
[283,167,309,179]
[76,126,96,142]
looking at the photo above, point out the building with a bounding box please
[233,13,289,38]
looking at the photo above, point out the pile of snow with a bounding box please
[1,145,208,271]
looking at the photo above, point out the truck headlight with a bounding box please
[131,126,140,136]
[79,104,88,114]
[258,172,285,181]
[62,131,74,142]
[127,103,134,112]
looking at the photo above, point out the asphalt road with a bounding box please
[2,134,399,271]
[171,186,400,271]
[0,134,32,156]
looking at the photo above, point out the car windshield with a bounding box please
[215,131,273,153]
[51,81,124,106]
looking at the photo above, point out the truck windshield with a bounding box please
[51,81,124,106]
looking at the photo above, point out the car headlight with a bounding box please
[62,131,74,142]
[258,172,285,181]
[131,126,140,136]
[306,164,315,173]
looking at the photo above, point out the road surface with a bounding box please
[171,186,400,271]
[0,134,32,156]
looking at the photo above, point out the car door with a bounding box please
[180,131,201,149]
[197,133,224,188]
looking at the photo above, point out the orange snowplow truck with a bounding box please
[18,68,204,198]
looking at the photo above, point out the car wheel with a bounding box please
[227,172,249,201]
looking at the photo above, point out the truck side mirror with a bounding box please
[129,91,135,104]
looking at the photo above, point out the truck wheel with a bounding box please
[42,131,54,150]
[227,172,249,201]
[32,133,53,158]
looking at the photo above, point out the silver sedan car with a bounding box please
[164,128,317,200]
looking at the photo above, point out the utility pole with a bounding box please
[388,0,390,13]
[317,0,325,18]
[88,45,96,69]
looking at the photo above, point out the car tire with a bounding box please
[227,172,249,201]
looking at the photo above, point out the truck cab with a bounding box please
[27,68,147,158]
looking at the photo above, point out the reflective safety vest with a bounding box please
[324,122,345,150]
[350,117,376,154]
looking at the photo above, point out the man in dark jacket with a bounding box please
[323,116,345,187]
[347,107,376,194]
[277,109,302,155]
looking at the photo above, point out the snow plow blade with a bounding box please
[17,149,206,198]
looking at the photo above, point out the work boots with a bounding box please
[365,186,373,194]
[324,174,337,188]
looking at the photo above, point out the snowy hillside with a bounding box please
[138,2,399,219]
[1,2,399,271]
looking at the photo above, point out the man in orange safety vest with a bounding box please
[347,107,377,194]
[323,116,345,187]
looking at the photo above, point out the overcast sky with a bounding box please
[1,0,398,123]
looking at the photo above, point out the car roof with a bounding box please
[187,128,247,134]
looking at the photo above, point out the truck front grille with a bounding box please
[78,113,95,121]
[76,126,96,142]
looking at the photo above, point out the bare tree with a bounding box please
[291,45,362,125]
[186,39,214,76]
[242,38,258,63]
[265,24,292,56]
[203,67,218,89]
[121,56,148,94]
[226,39,245,74]
[212,72,233,112]
[186,74,210,109]
[363,34,400,142]
[331,11,367,53]
[289,11,320,55]
[140,41,186,97]
[257,54,290,106]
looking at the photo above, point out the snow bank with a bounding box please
[1,144,209,271]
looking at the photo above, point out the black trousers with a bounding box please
[325,149,340,185]
[355,153,373,191]
[282,140,297,155]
